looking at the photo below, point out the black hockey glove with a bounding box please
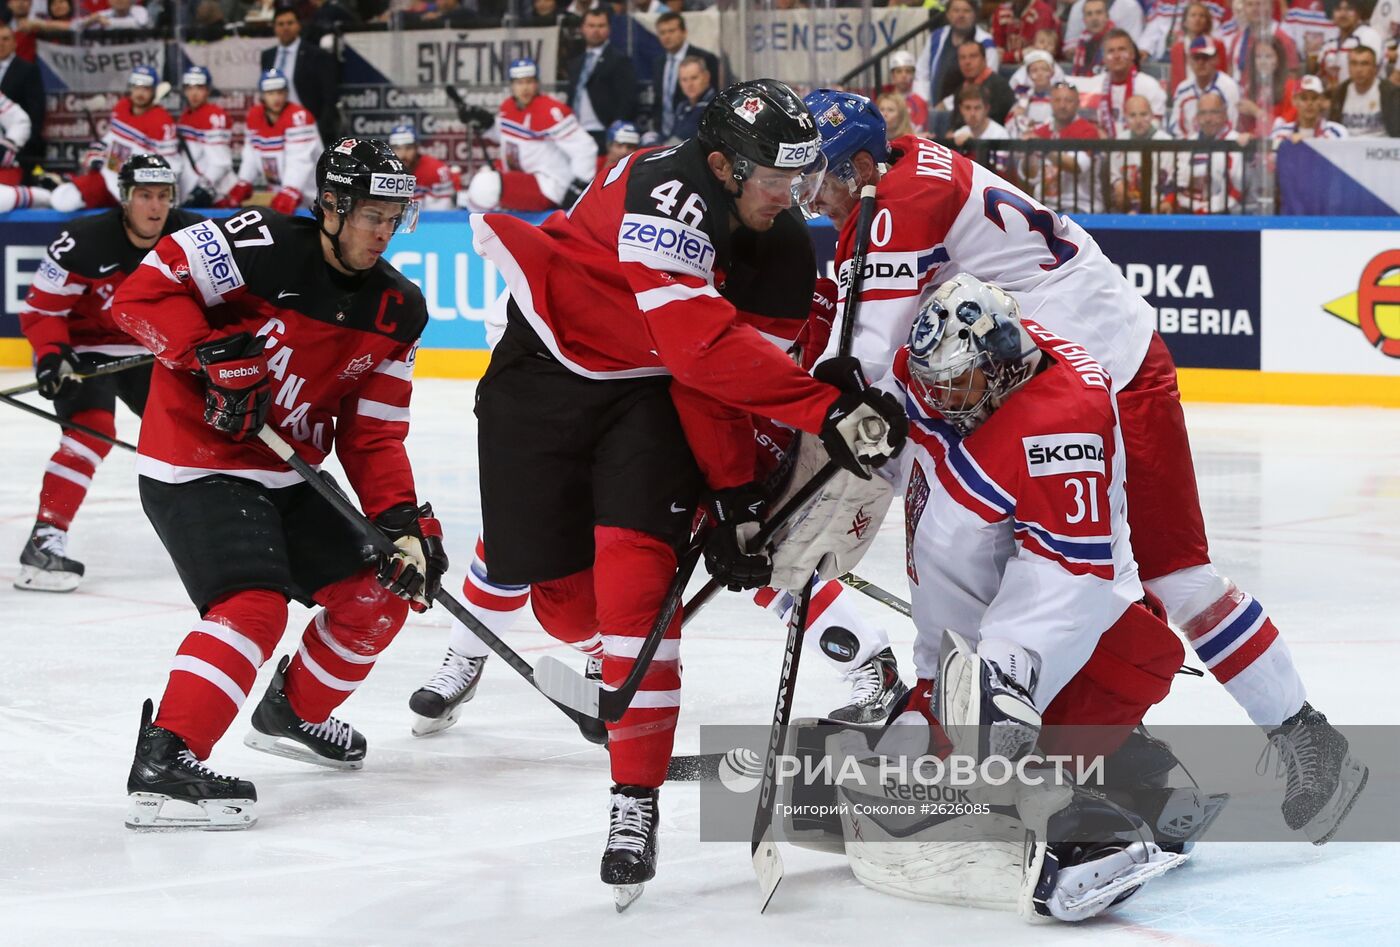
[815,356,908,481]
[35,345,83,400]
[195,332,271,442]
[703,482,772,592]
[459,104,495,131]
[562,178,591,208]
[185,184,217,208]
[374,501,449,613]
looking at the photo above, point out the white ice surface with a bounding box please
[2,372,1398,946]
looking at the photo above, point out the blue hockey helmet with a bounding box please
[802,89,888,192]
[128,64,160,88]
[388,123,417,147]
[258,69,289,93]
[181,65,212,87]
[606,120,640,147]
[508,58,538,80]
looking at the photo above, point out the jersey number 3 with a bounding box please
[982,188,1078,271]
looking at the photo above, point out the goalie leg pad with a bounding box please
[936,631,1043,763]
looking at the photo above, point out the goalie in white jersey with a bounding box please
[802,89,1367,846]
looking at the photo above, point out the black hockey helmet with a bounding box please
[315,137,420,271]
[117,153,177,204]
[696,79,826,202]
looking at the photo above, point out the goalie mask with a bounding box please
[906,274,1041,434]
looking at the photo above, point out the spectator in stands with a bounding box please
[4,0,37,60]
[1008,34,1065,95]
[402,0,481,28]
[0,22,42,166]
[1022,81,1103,211]
[1064,0,1144,51]
[1168,91,1244,213]
[306,0,366,45]
[1281,0,1336,70]
[916,0,999,135]
[16,0,73,37]
[1330,43,1400,134]
[886,50,929,133]
[602,119,640,170]
[260,4,339,144]
[1238,35,1300,134]
[941,39,1015,129]
[1171,36,1241,136]
[877,91,917,140]
[187,0,230,40]
[950,85,1010,145]
[1072,0,1115,76]
[1273,73,1349,138]
[1320,0,1384,86]
[566,8,637,152]
[1151,2,1225,91]
[389,122,459,210]
[668,55,712,143]
[1006,49,1059,136]
[1090,28,1167,135]
[1109,93,1176,212]
[1227,0,1302,80]
[651,12,720,139]
[992,0,1059,65]
[80,0,151,30]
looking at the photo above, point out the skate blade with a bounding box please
[411,706,461,738]
[1306,759,1369,845]
[13,566,81,593]
[614,883,644,912]
[125,792,256,831]
[243,730,364,770]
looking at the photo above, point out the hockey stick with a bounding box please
[253,425,609,746]
[1,353,154,398]
[751,183,881,910]
[0,390,137,451]
[838,570,912,618]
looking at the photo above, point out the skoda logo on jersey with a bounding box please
[775,139,819,168]
[370,172,415,197]
[1022,433,1106,477]
[618,213,715,278]
[838,252,920,294]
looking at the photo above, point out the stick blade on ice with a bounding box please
[533,655,602,717]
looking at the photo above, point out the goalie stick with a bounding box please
[1,353,154,398]
[254,426,609,747]
[752,183,881,911]
[0,390,137,452]
[838,571,912,618]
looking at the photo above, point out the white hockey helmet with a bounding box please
[906,274,1040,432]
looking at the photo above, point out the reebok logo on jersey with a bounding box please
[1023,433,1105,477]
[617,214,715,278]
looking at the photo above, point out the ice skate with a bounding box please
[1261,702,1368,845]
[244,656,367,770]
[409,649,488,737]
[828,648,908,724]
[602,784,659,912]
[14,522,84,593]
[126,699,256,831]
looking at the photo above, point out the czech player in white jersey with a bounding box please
[802,89,1366,844]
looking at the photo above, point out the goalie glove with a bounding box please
[35,345,84,400]
[374,502,449,612]
[195,332,271,441]
[815,356,908,480]
[702,482,772,592]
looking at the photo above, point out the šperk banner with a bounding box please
[340,28,559,89]
[36,39,164,94]
[1277,139,1400,216]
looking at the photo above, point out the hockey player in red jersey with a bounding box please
[176,65,234,207]
[459,57,599,212]
[113,139,444,830]
[803,89,1367,845]
[15,155,202,592]
[470,79,907,902]
[0,89,46,212]
[388,122,458,210]
[50,65,179,213]
[219,69,322,213]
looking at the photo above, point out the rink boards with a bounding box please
[3,210,1399,406]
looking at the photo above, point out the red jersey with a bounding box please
[112,211,427,517]
[992,0,1059,64]
[104,97,178,173]
[471,138,839,488]
[22,207,205,359]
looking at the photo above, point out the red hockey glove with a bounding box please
[216,180,254,209]
[792,276,838,371]
[269,186,302,215]
[374,502,449,612]
[195,333,271,442]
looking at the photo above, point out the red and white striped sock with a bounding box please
[35,409,115,531]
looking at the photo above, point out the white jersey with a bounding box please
[829,135,1154,392]
[1373,0,1400,52]
[0,91,32,150]
[1169,71,1242,137]
[874,326,1140,706]
[235,102,322,204]
[487,94,599,205]
[1084,70,1168,137]
[177,102,235,199]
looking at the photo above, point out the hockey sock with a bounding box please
[1147,563,1306,728]
[594,526,681,788]
[0,185,48,212]
[449,536,530,658]
[754,579,890,675]
[35,409,116,531]
[154,588,288,759]
[285,567,410,724]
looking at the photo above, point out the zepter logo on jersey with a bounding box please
[370,172,416,197]
[617,213,716,279]
[774,138,821,168]
[173,219,244,304]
